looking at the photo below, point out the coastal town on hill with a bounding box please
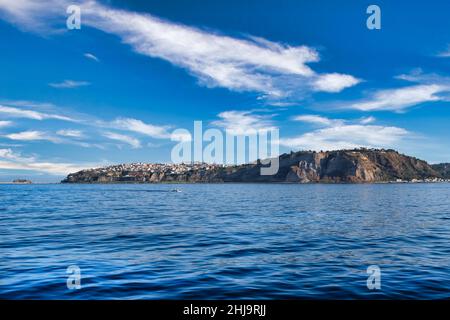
[62,162,226,183]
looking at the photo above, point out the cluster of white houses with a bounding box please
[79,162,225,182]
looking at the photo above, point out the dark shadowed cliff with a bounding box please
[61,149,447,183]
[432,163,450,179]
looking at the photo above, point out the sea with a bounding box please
[1,183,449,299]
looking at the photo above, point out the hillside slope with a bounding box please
[432,163,450,179]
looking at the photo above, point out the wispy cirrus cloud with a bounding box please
[436,45,450,58]
[102,131,141,149]
[3,129,105,149]
[0,148,23,160]
[282,115,409,151]
[0,98,180,149]
[49,80,90,89]
[84,52,99,62]
[359,116,376,124]
[0,148,91,175]
[0,120,13,128]
[281,125,409,151]
[56,129,84,138]
[0,0,64,33]
[0,103,75,121]
[1,100,174,141]
[84,1,360,101]
[212,110,277,135]
[4,130,60,142]
[0,0,360,103]
[111,118,171,139]
[0,100,56,109]
[292,114,344,127]
[328,70,450,112]
[347,84,445,112]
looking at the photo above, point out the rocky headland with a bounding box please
[61,149,450,184]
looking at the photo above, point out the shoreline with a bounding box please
[0,181,450,185]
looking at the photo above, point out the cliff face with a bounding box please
[62,149,443,184]
[218,149,440,183]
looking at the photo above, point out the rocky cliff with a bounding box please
[62,149,446,184]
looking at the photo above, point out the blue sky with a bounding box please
[1,0,450,182]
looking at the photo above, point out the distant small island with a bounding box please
[12,179,32,184]
[61,149,450,184]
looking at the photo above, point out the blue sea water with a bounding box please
[0,183,450,299]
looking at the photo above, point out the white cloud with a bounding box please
[348,84,446,112]
[313,73,361,93]
[0,160,85,175]
[49,80,90,89]
[0,120,13,128]
[331,71,450,112]
[359,116,376,124]
[0,148,22,160]
[85,1,360,100]
[281,125,409,151]
[0,0,64,33]
[436,45,450,58]
[212,110,277,135]
[102,131,141,148]
[84,52,99,62]
[56,129,84,138]
[293,114,344,126]
[111,118,171,139]
[170,131,192,142]
[0,100,56,109]
[4,129,108,149]
[0,148,88,175]
[0,99,180,150]
[0,103,75,121]
[4,130,59,142]
[0,0,360,102]
[84,1,318,97]
[282,115,409,151]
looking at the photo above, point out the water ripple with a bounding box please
[1,183,450,299]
